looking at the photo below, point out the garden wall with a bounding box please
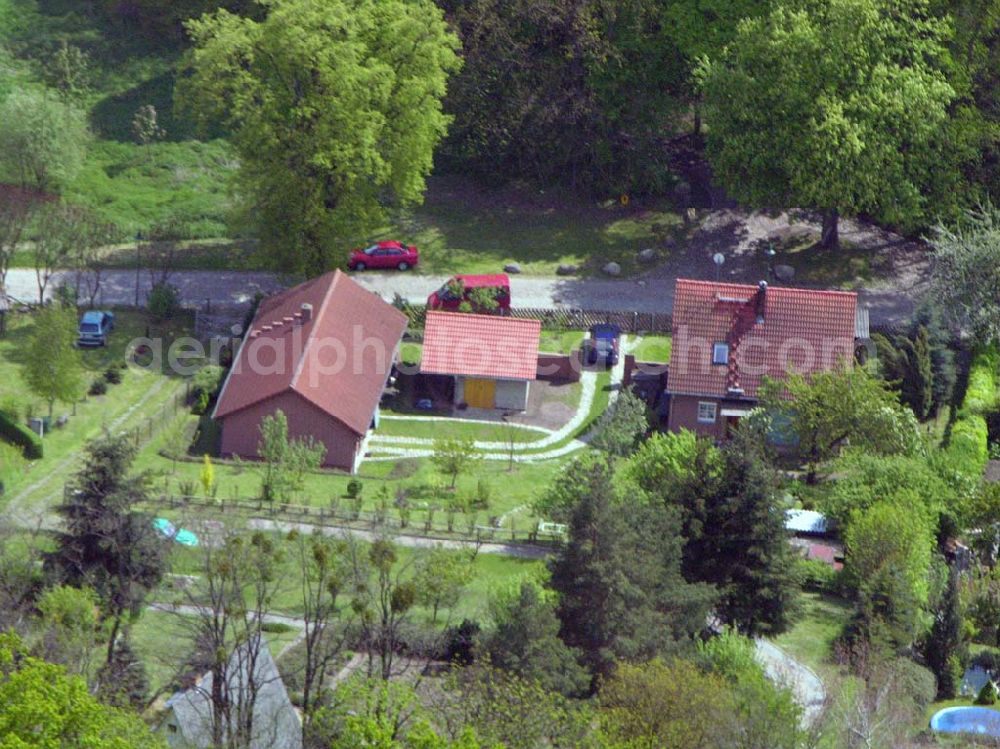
[536,353,582,382]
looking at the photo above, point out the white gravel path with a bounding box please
[755,638,827,728]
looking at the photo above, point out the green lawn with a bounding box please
[376,418,548,444]
[0,309,194,512]
[773,591,852,681]
[539,330,585,355]
[631,334,671,363]
[137,419,569,529]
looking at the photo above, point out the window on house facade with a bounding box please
[712,342,729,365]
[697,401,717,423]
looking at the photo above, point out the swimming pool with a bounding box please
[930,706,1000,736]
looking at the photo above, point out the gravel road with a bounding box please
[5,267,914,326]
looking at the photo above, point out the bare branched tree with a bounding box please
[174,530,288,749]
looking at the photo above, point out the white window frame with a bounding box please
[697,401,718,424]
[712,342,729,366]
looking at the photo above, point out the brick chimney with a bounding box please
[300,303,313,322]
[755,281,767,324]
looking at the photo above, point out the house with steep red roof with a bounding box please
[666,279,858,440]
[420,311,541,411]
[213,270,407,473]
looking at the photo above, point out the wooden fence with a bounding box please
[143,492,564,547]
[122,385,190,450]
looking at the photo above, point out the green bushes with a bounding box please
[0,411,42,459]
[797,557,839,594]
[963,348,1000,415]
[949,414,989,468]
[945,345,999,478]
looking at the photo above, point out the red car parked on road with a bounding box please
[348,241,419,271]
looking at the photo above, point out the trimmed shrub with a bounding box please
[260,621,294,634]
[0,412,42,459]
[88,379,108,396]
[103,367,122,385]
[148,282,181,321]
[949,414,989,474]
[963,347,1000,415]
[893,658,937,710]
[346,479,363,499]
[976,681,999,705]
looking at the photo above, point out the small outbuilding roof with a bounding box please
[785,509,829,535]
[420,311,541,381]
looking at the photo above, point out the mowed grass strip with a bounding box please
[0,310,194,510]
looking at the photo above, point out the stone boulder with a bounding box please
[602,261,621,277]
[556,264,578,276]
[637,247,657,263]
[504,263,522,274]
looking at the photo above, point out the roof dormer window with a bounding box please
[712,342,729,366]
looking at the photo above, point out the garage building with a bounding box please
[420,311,541,412]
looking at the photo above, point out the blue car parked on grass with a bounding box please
[77,310,115,347]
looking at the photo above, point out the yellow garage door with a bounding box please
[464,378,496,409]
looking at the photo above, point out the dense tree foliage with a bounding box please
[22,303,84,420]
[179,0,460,275]
[0,632,165,748]
[547,458,713,688]
[930,205,1000,345]
[843,501,936,650]
[0,89,90,192]
[759,366,921,481]
[624,428,799,636]
[485,580,590,696]
[700,0,956,246]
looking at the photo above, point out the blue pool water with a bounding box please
[931,706,1000,736]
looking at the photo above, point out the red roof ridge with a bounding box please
[289,270,342,391]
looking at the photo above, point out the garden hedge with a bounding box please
[0,412,42,460]
[948,413,988,474]
[963,347,1000,415]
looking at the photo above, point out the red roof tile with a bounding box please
[214,270,408,435]
[420,312,540,381]
[667,279,857,399]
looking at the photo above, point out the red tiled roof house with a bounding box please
[213,271,407,473]
[420,311,541,411]
[666,279,857,440]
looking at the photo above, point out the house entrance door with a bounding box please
[464,378,496,408]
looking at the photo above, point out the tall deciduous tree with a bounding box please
[0,89,89,193]
[930,205,1000,345]
[759,366,921,482]
[179,0,460,276]
[22,303,85,420]
[699,0,955,247]
[843,500,935,650]
[0,187,41,300]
